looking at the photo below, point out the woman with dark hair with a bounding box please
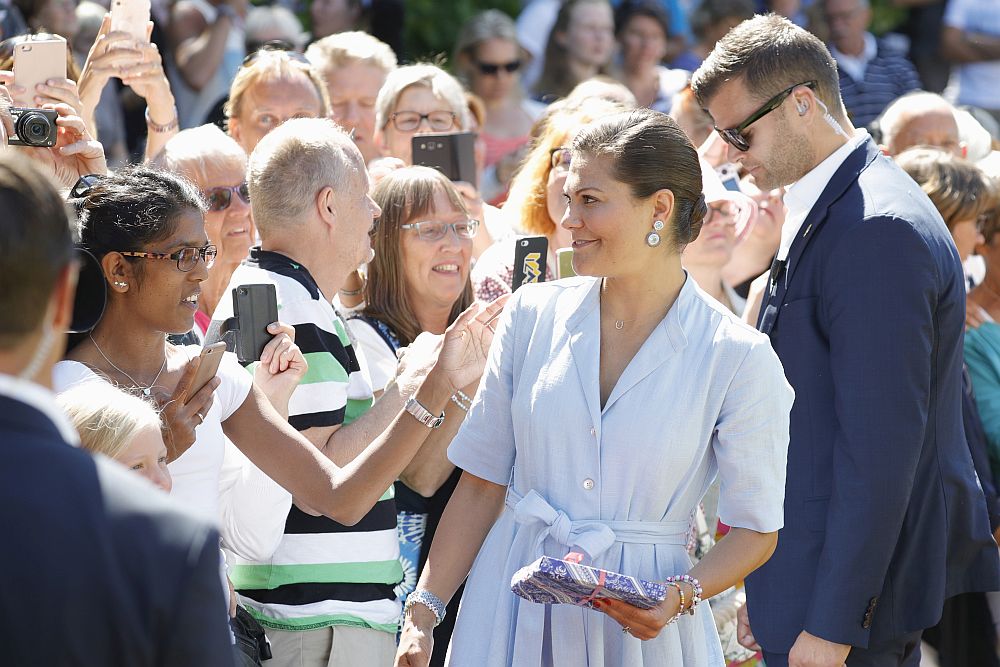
[347,166,480,666]
[613,0,690,113]
[396,109,793,666]
[533,0,615,101]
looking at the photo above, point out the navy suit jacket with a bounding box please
[0,392,235,666]
[745,138,1000,652]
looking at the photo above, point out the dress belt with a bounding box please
[505,488,690,561]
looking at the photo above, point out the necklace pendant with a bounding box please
[142,387,151,397]
[615,320,625,330]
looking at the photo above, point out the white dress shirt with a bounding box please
[830,32,878,83]
[778,129,871,260]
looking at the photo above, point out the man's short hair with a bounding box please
[374,64,471,133]
[154,124,247,188]
[0,154,74,347]
[691,13,844,117]
[248,117,361,234]
[877,91,957,153]
[305,31,397,75]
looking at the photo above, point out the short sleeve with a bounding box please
[944,0,969,29]
[214,350,253,421]
[447,294,519,486]
[714,338,794,532]
[346,319,398,393]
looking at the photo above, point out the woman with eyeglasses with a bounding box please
[345,166,478,666]
[225,47,330,155]
[681,165,757,315]
[453,10,545,204]
[156,123,253,339]
[613,0,690,113]
[472,97,626,302]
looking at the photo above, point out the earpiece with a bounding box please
[796,101,807,115]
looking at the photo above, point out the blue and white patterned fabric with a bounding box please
[511,555,667,610]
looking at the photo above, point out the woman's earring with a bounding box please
[114,281,128,289]
[646,220,665,248]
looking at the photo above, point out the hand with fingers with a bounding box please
[590,586,683,641]
[736,602,761,652]
[253,322,308,418]
[967,297,993,330]
[437,295,510,394]
[78,15,143,110]
[0,70,87,128]
[155,356,219,462]
[395,331,444,397]
[395,604,437,667]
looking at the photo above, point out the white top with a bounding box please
[515,0,558,92]
[944,0,1000,109]
[0,373,80,445]
[445,276,793,666]
[829,32,878,83]
[779,130,870,260]
[345,319,398,393]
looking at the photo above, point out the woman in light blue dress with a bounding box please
[395,109,794,667]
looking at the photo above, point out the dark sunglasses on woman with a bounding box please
[204,183,251,212]
[476,60,521,76]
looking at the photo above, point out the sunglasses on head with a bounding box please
[715,80,817,153]
[203,183,250,212]
[476,60,521,76]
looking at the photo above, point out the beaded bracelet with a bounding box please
[450,393,470,412]
[145,107,179,133]
[664,581,685,625]
[665,574,703,615]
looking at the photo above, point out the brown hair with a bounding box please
[573,108,707,249]
[534,0,612,101]
[690,13,844,119]
[224,50,331,122]
[896,148,997,233]
[363,167,474,346]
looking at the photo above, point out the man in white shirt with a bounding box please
[693,13,1000,667]
[942,0,1000,125]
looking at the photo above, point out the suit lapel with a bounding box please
[758,138,883,336]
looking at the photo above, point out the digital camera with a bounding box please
[9,107,58,147]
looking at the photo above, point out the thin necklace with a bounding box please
[89,333,167,396]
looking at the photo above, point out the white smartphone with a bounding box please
[109,0,151,42]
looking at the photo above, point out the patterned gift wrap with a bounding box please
[510,555,667,610]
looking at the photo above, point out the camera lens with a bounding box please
[15,111,54,147]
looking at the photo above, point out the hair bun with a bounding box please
[685,193,708,244]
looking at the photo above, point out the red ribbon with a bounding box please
[565,552,607,608]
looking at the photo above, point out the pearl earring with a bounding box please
[646,220,665,248]
[114,281,128,289]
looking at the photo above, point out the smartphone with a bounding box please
[512,236,548,291]
[716,163,742,193]
[109,0,151,42]
[12,36,67,107]
[186,342,226,404]
[411,132,477,187]
[232,284,279,365]
[556,248,576,280]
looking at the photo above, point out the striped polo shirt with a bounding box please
[211,247,401,633]
[832,36,922,128]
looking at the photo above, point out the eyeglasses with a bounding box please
[705,202,737,226]
[242,40,309,67]
[476,60,521,76]
[118,245,218,272]
[549,146,571,171]
[400,219,479,242]
[388,110,457,132]
[70,173,105,199]
[203,183,250,212]
[715,80,817,153]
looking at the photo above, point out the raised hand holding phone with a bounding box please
[252,322,309,419]
[155,355,219,462]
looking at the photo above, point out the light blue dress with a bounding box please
[445,276,793,666]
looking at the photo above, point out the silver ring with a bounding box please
[194,412,204,425]
[622,626,631,635]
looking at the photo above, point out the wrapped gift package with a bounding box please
[510,554,667,610]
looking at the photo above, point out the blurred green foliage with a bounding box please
[403,0,523,66]
[870,0,908,36]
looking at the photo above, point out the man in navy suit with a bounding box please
[692,14,1000,667]
[0,153,235,665]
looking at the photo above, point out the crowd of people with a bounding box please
[1,0,1000,666]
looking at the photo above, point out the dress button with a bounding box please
[590,428,596,436]
[582,478,595,490]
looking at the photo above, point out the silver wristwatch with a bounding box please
[405,395,445,429]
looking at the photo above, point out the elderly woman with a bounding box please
[346,166,479,666]
[614,0,690,113]
[681,164,757,315]
[454,10,545,200]
[225,48,330,155]
[306,31,397,165]
[155,123,252,338]
[396,108,792,667]
[472,97,626,301]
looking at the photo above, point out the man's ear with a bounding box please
[317,185,337,229]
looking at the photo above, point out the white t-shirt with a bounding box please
[345,318,399,393]
[944,0,1000,109]
[53,346,253,526]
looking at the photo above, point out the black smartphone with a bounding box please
[512,236,548,291]
[232,284,278,364]
[411,132,477,186]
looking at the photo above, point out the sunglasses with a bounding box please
[118,245,218,272]
[204,183,250,212]
[242,40,309,67]
[549,146,572,171]
[400,219,479,242]
[70,173,105,199]
[476,60,521,76]
[715,80,817,153]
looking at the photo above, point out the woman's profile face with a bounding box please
[399,188,474,314]
[119,423,172,493]
[950,216,985,263]
[561,151,660,277]
[120,207,210,335]
[229,74,323,154]
[470,38,522,104]
[682,200,737,268]
[200,159,254,268]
